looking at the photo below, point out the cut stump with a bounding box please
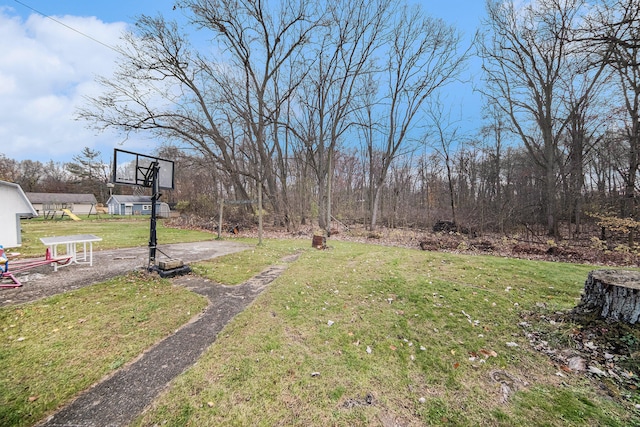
[573,270,640,324]
[312,235,326,250]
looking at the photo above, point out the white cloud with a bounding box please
[0,8,153,163]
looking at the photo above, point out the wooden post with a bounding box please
[217,197,224,240]
[573,270,640,324]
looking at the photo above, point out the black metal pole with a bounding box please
[148,161,160,268]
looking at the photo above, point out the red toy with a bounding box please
[0,246,71,288]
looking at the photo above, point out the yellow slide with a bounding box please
[62,209,81,221]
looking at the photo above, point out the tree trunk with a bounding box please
[573,270,640,324]
[370,182,384,231]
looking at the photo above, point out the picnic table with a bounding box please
[39,234,102,272]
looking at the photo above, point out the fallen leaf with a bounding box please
[28,396,39,402]
[453,362,460,369]
[479,349,498,358]
[390,345,397,351]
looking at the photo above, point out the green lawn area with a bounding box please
[1,272,209,427]
[140,240,638,426]
[12,216,214,257]
[2,219,639,426]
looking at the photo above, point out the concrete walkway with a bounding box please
[2,240,250,307]
[37,253,299,427]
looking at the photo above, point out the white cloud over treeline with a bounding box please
[0,7,130,162]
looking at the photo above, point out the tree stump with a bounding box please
[573,270,640,324]
[312,235,326,249]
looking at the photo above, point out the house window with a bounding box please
[142,205,151,210]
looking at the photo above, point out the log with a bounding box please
[574,270,640,324]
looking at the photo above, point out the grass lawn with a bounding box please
[2,219,639,426]
[132,240,639,426]
[13,216,215,257]
[1,272,208,427]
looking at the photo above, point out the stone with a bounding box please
[158,259,184,270]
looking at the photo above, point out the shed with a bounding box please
[106,195,170,218]
[26,192,98,216]
[0,181,38,248]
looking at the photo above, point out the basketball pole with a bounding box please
[148,160,160,268]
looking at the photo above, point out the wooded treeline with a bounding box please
[4,0,640,243]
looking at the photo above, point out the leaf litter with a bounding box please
[520,309,640,407]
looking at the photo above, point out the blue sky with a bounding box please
[1,0,486,163]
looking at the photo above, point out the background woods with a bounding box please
[4,0,640,246]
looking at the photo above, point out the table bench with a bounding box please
[39,234,102,272]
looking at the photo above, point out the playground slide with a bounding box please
[62,209,81,221]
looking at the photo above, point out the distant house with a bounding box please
[0,181,38,248]
[26,192,98,216]
[106,195,170,218]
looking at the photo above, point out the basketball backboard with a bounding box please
[113,149,175,190]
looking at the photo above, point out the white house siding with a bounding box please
[0,181,37,248]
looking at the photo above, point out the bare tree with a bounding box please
[479,102,510,233]
[426,99,464,227]
[80,0,322,241]
[185,0,321,240]
[0,155,19,183]
[562,0,640,244]
[15,160,44,192]
[287,0,390,235]
[366,4,467,231]
[480,0,603,238]
[40,161,72,193]
[78,14,250,204]
[596,0,640,245]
